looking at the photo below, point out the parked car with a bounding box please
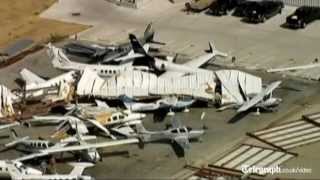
[207,0,244,16]
[245,1,284,23]
[185,0,216,12]
[232,0,254,17]
[286,6,320,28]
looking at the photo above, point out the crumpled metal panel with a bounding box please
[77,69,218,100]
[0,85,17,118]
[215,70,262,105]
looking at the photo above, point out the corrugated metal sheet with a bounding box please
[77,69,262,103]
[215,70,262,105]
[0,85,17,118]
[77,69,217,100]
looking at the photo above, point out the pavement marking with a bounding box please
[251,112,320,150]
[213,144,294,174]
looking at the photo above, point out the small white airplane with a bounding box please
[0,160,94,180]
[19,68,76,101]
[4,129,58,153]
[0,122,19,133]
[15,130,139,162]
[65,99,117,115]
[27,100,145,139]
[219,81,282,114]
[120,95,195,118]
[64,23,156,64]
[48,43,151,77]
[20,68,76,91]
[132,114,205,156]
[66,101,146,130]
[3,129,96,153]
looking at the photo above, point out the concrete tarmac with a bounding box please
[0,0,319,179]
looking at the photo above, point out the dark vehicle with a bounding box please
[245,1,284,23]
[232,0,254,17]
[286,6,320,28]
[207,0,244,16]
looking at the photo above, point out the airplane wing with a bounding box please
[16,139,139,162]
[114,53,144,62]
[267,63,320,72]
[95,100,109,108]
[174,136,190,150]
[160,42,227,78]
[111,126,136,137]
[237,81,282,113]
[69,162,94,176]
[28,115,67,125]
[85,119,116,139]
[20,68,46,85]
[0,122,19,131]
[263,81,282,96]
[45,138,138,153]
[114,44,150,62]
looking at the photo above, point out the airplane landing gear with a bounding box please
[255,108,260,116]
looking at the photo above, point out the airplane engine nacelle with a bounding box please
[155,61,167,71]
[87,149,101,163]
[260,98,282,107]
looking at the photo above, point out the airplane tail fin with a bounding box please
[144,23,155,43]
[46,43,73,69]
[4,129,29,148]
[208,42,228,57]
[68,162,95,176]
[10,129,18,140]
[129,34,162,73]
[75,120,84,142]
[129,34,149,56]
[135,123,147,133]
[119,95,135,109]
[20,68,46,86]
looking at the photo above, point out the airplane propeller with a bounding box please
[200,112,208,130]
[137,137,145,149]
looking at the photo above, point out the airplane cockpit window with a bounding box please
[186,127,192,132]
[112,116,117,121]
[48,142,55,147]
[119,115,125,119]
[171,129,178,133]
[180,128,186,133]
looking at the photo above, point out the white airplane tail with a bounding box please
[208,42,228,57]
[119,95,135,110]
[143,22,155,43]
[135,123,148,133]
[4,129,30,148]
[68,162,95,176]
[46,43,73,69]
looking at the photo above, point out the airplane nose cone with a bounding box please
[140,113,146,119]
